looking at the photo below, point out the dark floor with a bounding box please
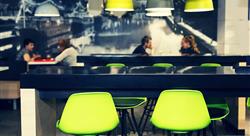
[0,100,248,136]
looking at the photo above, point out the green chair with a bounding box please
[201,63,230,135]
[139,63,174,134]
[106,63,126,68]
[247,98,250,108]
[151,89,211,134]
[106,63,147,136]
[57,92,119,135]
[152,63,173,68]
[200,63,222,67]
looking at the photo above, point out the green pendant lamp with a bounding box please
[146,0,174,12]
[146,11,172,17]
[105,0,134,11]
[185,0,214,12]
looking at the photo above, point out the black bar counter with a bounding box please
[77,55,250,66]
[20,66,250,97]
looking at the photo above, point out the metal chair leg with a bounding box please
[209,121,217,136]
[203,129,206,136]
[121,110,127,136]
[13,99,17,110]
[127,110,136,134]
[138,100,151,128]
[141,99,155,134]
[197,130,201,136]
[130,109,142,136]
[187,131,193,136]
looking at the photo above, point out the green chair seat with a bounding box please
[200,63,221,67]
[152,63,173,68]
[208,106,230,121]
[57,92,119,135]
[151,89,211,132]
[113,97,147,109]
[106,63,126,68]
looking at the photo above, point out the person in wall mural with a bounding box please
[16,39,41,62]
[55,39,79,66]
[132,35,153,56]
[179,35,200,56]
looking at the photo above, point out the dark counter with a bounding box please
[20,66,250,98]
[77,55,249,66]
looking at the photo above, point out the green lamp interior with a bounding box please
[185,0,214,12]
[105,0,134,11]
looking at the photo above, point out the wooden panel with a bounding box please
[0,81,20,99]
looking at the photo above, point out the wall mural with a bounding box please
[0,0,218,59]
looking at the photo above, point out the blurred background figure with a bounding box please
[132,35,153,56]
[55,39,79,66]
[179,35,200,56]
[16,39,41,62]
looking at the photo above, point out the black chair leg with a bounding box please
[197,130,200,136]
[127,110,136,134]
[121,110,127,136]
[130,109,142,136]
[140,99,155,134]
[203,129,206,136]
[167,130,172,136]
[152,125,156,134]
[209,121,217,136]
[138,100,151,128]
[187,131,193,136]
[106,131,112,136]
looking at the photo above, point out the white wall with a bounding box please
[217,0,250,55]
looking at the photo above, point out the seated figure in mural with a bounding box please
[179,35,200,56]
[16,39,41,62]
[55,39,79,66]
[133,35,153,56]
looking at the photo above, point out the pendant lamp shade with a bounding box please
[185,0,214,12]
[35,3,60,17]
[105,0,134,11]
[146,11,172,17]
[146,0,174,11]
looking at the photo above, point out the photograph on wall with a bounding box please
[0,0,218,59]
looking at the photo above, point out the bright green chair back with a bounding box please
[200,63,221,67]
[57,92,119,135]
[247,98,250,108]
[152,63,173,68]
[151,90,211,132]
[106,63,126,68]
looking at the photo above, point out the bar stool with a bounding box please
[151,89,211,135]
[56,92,119,135]
[139,63,174,134]
[106,63,147,136]
[201,63,230,136]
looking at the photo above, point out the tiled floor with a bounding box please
[0,100,249,136]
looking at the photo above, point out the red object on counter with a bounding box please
[34,58,55,62]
